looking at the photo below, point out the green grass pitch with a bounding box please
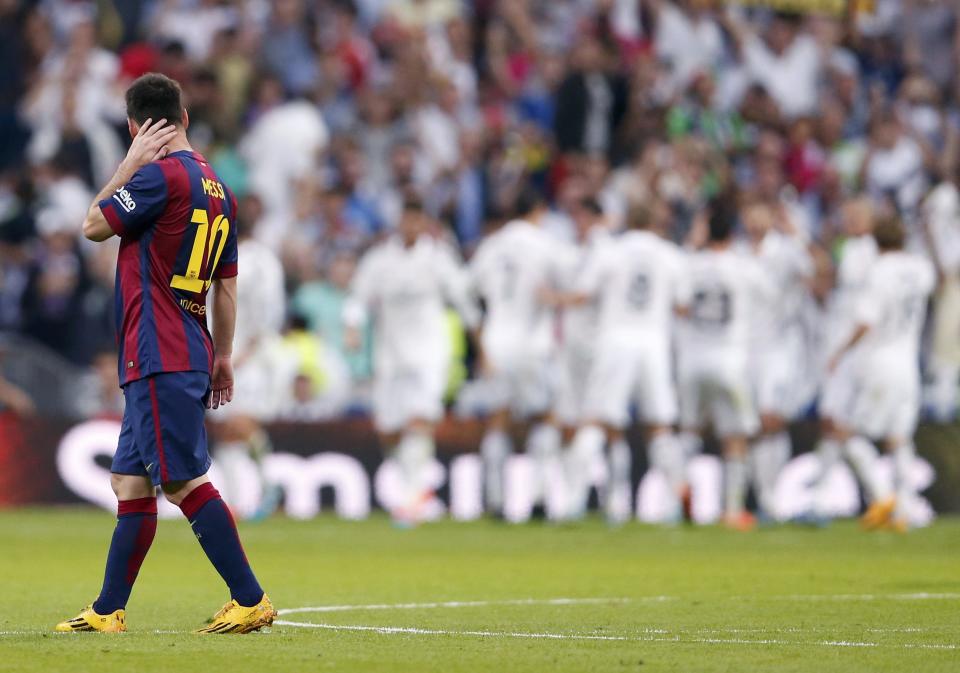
[2,509,958,672]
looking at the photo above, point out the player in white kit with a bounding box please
[557,201,688,523]
[210,211,288,519]
[470,189,570,516]
[809,198,880,522]
[677,199,771,530]
[344,199,480,524]
[551,199,609,518]
[824,215,935,531]
[741,200,814,521]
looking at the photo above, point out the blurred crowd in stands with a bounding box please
[1,0,959,422]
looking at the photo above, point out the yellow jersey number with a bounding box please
[170,208,230,293]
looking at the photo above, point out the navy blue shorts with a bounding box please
[112,371,212,486]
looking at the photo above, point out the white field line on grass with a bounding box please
[278,597,641,616]
[273,620,958,651]
[777,592,960,601]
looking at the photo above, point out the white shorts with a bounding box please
[372,361,448,434]
[850,363,920,440]
[752,333,804,419]
[679,351,759,438]
[553,343,594,427]
[482,338,553,418]
[584,336,678,428]
[818,352,860,425]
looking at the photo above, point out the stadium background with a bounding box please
[1,0,960,517]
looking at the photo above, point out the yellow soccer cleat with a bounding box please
[860,497,896,531]
[195,594,277,634]
[55,605,126,633]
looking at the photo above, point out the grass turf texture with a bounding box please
[1,509,958,672]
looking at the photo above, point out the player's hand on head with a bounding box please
[208,356,234,410]
[123,118,179,174]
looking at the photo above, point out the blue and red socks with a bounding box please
[178,482,263,607]
[93,497,158,614]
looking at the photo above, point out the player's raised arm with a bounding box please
[209,276,237,410]
[82,117,178,242]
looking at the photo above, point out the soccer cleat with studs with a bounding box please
[195,594,277,634]
[55,605,126,633]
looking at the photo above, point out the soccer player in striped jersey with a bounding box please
[56,73,275,635]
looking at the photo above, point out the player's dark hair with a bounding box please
[402,194,425,214]
[873,214,905,251]
[707,196,737,242]
[512,182,545,219]
[125,73,184,126]
[578,197,604,217]
[626,202,652,230]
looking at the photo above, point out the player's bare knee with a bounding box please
[160,480,191,505]
[110,473,154,500]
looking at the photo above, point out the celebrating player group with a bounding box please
[348,184,933,534]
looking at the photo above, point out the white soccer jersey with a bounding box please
[345,235,479,369]
[344,235,479,432]
[826,234,879,353]
[855,251,935,361]
[233,238,286,351]
[553,227,608,426]
[850,251,935,438]
[470,219,571,356]
[578,229,688,343]
[677,247,770,437]
[680,248,772,354]
[748,231,814,343]
[219,238,289,420]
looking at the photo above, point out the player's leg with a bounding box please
[524,416,562,510]
[846,372,895,527]
[480,408,513,515]
[714,364,760,530]
[565,345,632,520]
[604,427,633,525]
[887,383,922,531]
[749,413,790,522]
[676,360,706,521]
[513,353,559,510]
[163,476,274,632]
[809,416,846,521]
[56,390,159,632]
[749,349,793,522]
[150,372,273,631]
[392,417,438,524]
[638,344,684,523]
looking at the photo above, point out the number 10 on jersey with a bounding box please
[170,208,230,293]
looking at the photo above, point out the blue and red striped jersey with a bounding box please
[99,150,239,386]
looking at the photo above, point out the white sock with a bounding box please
[893,442,916,522]
[395,430,434,509]
[565,424,605,519]
[844,435,888,503]
[606,438,632,522]
[750,432,790,519]
[724,456,748,517]
[480,429,512,512]
[648,432,684,520]
[812,438,841,517]
[525,422,561,506]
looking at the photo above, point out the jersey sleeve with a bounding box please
[213,192,239,279]
[98,163,168,238]
[343,248,380,328]
[436,243,481,330]
[853,270,884,328]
